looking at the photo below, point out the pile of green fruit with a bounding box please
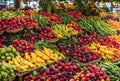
[0,10,24,19]
[0,62,15,81]
[0,45,20,61]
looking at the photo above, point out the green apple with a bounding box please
[12,48,17,54]
[0,48,6,54]
[5,53,9,57]
[1,56,5,59]
[6,57,11,60]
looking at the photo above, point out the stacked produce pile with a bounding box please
[0,10,120,81]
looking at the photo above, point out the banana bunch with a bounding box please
[9,56,36,72]
[51,24,78,38]
[88,42,114,59]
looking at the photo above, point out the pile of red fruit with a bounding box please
[12,39,34,53]
[71,46,100,63]
[77,32,98,46]
[22,32,40,44]
[5,17,24,32]
[0,16,38,33]
[66,11,84,19]
[96,36,120,48]
[22,17,38,29]
[58,44,81,54]
[25,61,81,81]
[39,12,62,23]
[73,64,110,81]
[67,21,82,32]
[39,27,57,41]
[0,36,6,45]
[0,20,4,31]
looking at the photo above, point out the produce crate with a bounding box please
[112,58,120,63]
[16,67,41,77]
[0,31,4,35]
[45,38,59,43]
[16,58,67,81]
[8,76,16,81]
[51,21,63,25]
[6,28,24,33]
[79,58,101,66]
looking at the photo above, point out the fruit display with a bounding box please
[66,11,84,19]
[34,40,58,51]
[109,34,120,43]
[5,17,24,32]
[67,21,82,32]
[25,61,81,81]
[0,62,15,81]
[58,11,75,24]
[9,55,36,72]
[74,64,110,81]
[51,24,78,38]
[0,9,120,81]
[77,32,98,46]
[88,42,120,61]
[39,12,63,23]
[77,17,116,37]
[0,45,19,61]
[0,16,38,33]
[70,46,100,63]
[30,14,50,27]
[21,16,38,29]
[9,48,65,72]
[21,32,40,44]
[96,36,120,48]
[12,39,34,53]
[21,10,38,15]
[100,59,120,81]
[64,4,76,10]
[106,19,120,30]
[39,27,57,41]
[0,10,24,19]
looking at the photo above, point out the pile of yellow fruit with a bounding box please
[109,35,120,44]
[52,24,78,38]
[107,19,120,30]
[9,48,65,72]
[88,42,115,59]
[99,10,106,17]
[64,4,76,10]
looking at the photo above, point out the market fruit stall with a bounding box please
[0,9,120,81]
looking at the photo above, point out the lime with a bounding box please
[0,48,6,54]
[16,52,20,55]
[1,66,6,71]
[6,48,11,52]
[12,48,17,53]
[9,53,14,57]
[6,57,11,60]
[1,56,5,59]
[1,71,7,78]
[5,53,9,57]
[10,73,15,77]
